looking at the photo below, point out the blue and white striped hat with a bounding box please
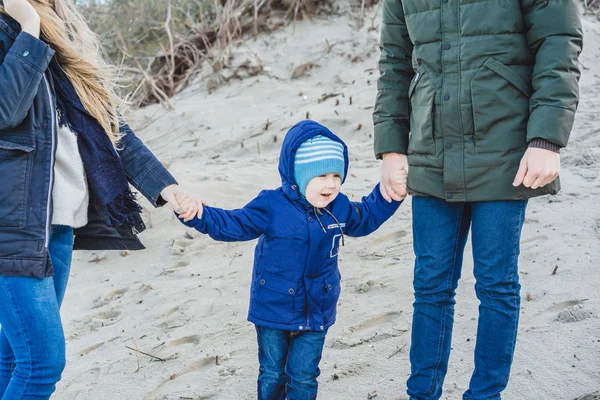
[293,135,345,195]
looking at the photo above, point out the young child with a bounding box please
[176,120,406,399]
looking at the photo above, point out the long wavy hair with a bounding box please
[1,0,124,141]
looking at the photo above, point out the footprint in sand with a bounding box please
[72,310,122,332]
[520,234,549,251]
[92,287,129,309]
[168,334,201,347]
[79,341,105,356]
[331,311,407,349]
[89,310,122,328]
[329,361,368,381]
[160,259,191,276]
[158,300,197,330]
[555,303,594,323]
[575,392,600,400]
[144,356,221,400]
[527,299,591,328]
[542,299,594,323]
[360,230,412,260]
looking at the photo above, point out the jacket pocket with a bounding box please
[0,138,34,228]
[471,57,532,154]
[254,271,299,323]
[408,65,436,155]
[320,271,341,325]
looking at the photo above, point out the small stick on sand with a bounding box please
[387,343,407,359]
[126,344,167,363]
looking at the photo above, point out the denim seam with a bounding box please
[427,203,465,397]
[0,279,33,399]
[506,202,526,382]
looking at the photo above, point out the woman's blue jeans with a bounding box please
[0,225,74,400]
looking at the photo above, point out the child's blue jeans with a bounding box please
[255,325,327,400]
[0,225,74,400]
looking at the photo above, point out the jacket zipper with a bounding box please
[43,74,56,248]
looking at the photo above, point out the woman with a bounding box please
[0,0,199,398]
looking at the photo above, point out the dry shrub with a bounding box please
[79,0,378,107]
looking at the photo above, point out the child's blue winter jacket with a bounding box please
[183,120,401,332]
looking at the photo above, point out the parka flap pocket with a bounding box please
[258,272,298,296]
[483,58,532,98]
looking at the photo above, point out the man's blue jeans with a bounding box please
[255,325,327,400]
[407,197,527,400]
[0,225,74,400]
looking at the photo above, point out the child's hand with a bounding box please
[392,169,408,200]
[174,191,204,222]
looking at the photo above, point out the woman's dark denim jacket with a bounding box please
[0,14,177,278]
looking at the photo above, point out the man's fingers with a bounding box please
[541,170,558,188]
[513,159,528,187]
[530,174,546,190]
[522,169,539,188]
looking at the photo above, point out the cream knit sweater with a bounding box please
[51,123,89,228]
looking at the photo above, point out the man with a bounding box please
[373,1,583,399]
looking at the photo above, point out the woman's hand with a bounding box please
[3,0,41,38]
[160,184,203,221]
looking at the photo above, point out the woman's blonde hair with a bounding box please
[1,0,123,141]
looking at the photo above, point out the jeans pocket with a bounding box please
[0,137,35,228]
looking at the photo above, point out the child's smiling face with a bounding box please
[304,172,342,208]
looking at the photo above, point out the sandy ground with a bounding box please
[55,6,599,400]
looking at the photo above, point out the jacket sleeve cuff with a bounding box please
[143,167,178,208]
[7,32,55,72]
[526,105,574,148]
[373,120,409,159]
[528,138,560,153]
[371,183,403,220]
[177,209,208,232]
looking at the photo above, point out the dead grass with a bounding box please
[80,0,379,107]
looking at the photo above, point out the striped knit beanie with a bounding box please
[294,135,345,195]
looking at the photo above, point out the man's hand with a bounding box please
[513,147,560,189]
[380,152,409,203]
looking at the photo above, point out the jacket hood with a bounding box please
[278,120,349,193]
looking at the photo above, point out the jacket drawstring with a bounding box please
[322,207,345,247]
[299,191,344,246]
[313,206,327,233]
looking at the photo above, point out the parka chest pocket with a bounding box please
[408,65,437,155]
[254,271,300,323]
[0,138,35,228]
